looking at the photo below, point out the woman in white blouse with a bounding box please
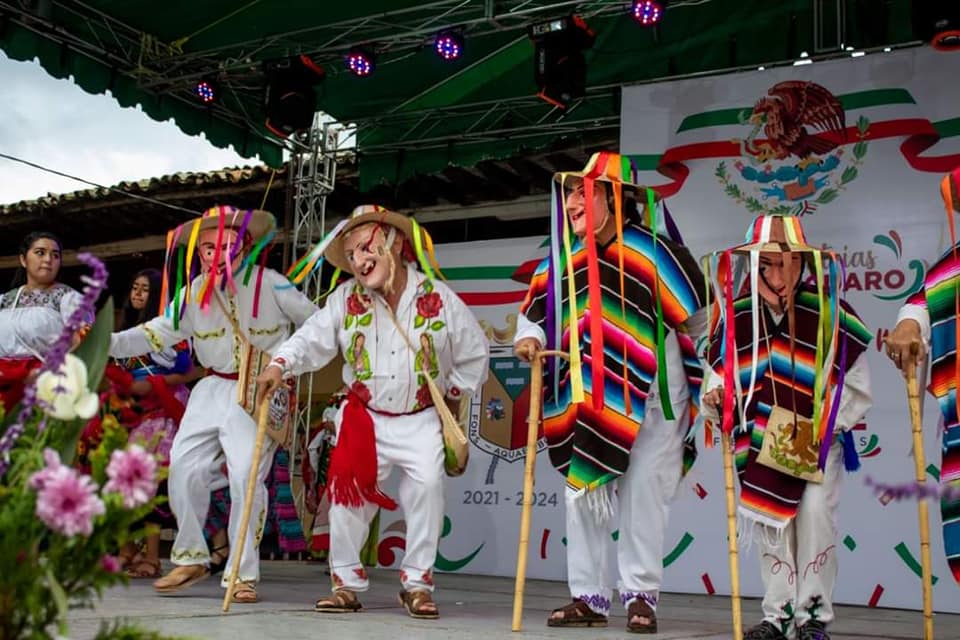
[0,231,87,412]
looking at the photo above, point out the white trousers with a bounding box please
[328,408,445,594]
[166,376,277,587]
[565,398,688,615]
[755,442,843,635]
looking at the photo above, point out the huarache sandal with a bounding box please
[546,599,608,628]
[153,564,210,594]
[626,598,658,634]
[398,589,439,619]
[125,558,161,579]
[231,581,258,604]
[314,589,363,613]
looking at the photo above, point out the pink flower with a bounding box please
[28,448,68,491]
[30,448,105,537]
[103,444,157,509]
[101,554,121,574]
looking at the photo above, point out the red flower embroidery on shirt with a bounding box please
[332,572,344,587]
[416,291,442,319]
[346,292,371,316]
[416,384,432,408]
[353,567,368,581]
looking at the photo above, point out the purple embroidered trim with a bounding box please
[576,593,611,614]
[621,591,658,610]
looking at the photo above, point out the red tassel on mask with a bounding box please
[326,391,398,510]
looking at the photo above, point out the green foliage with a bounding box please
[0,304,171,640]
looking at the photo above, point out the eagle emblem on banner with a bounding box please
[719,80,870,216]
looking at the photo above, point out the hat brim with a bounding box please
[324,210,422,275]
[729,241,821,255]
[551,152,658,198]
[175,209,275,247]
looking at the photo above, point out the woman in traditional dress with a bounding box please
[82,269,203,578]
[0,232,88,412]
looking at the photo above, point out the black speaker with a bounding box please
[530,15,595,109]
[911,0,960,50]
[263,55,325,138]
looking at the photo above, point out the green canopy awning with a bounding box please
[0,1,918,189]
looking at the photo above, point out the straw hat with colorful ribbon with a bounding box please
[703,214,845,470]
[283,205,444,301]
[159,205,277,329]
[546,151,683,419]
[322,204,443,277]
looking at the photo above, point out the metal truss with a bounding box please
[287,114,339,531]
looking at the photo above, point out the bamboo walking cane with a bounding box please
[512,349,568,632]
[904,343,935,639]
[722,429,743,640]
[222,396,271,612]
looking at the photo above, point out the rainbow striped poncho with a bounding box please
[520,219,705,495]
[906,247,960,586]
[706,285,871,528]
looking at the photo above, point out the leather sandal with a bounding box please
[153,564,210,594]
[314,589,363,613]
[546,599,608,628]
[626,598,658,634]
[398,589,439,619]
[231,581,258,604]
[125,558,161,579]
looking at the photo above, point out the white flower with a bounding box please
[35,354,99,421]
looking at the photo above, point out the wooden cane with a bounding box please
[222,397,271,612]
[512,349,569,632]
[904,342,935,639]
[722,430,743,640]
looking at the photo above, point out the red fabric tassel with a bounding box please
[0,357,40,411]
[146,375,185,425]
[326,392,397,511]
[104,363,134,392]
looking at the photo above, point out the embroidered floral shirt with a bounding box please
[273,263,489,414]
[109,266,317,373]
[0,283,86,358]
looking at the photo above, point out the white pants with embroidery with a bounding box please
[564,396,688,616]
[755,441,843,634]
[328,408,445,594]
[167,376,277,587]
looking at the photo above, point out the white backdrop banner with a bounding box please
[363,46,960,616]
[617,46,960,613]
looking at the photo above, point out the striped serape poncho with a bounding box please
[906,247,960,586]
[706,285,871,528]
[520,218,705,497]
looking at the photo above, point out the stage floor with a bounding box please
[68,563,959,639]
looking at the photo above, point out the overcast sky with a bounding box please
[0,52,254,206]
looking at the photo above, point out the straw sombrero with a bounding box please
[726,214,818,255]
[173,205,275,247]
[552,151,657,198]
[324,205,428,274]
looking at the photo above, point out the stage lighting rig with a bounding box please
[345,48,376,77]
[263,55,325,138]
[434,30,464,61]
[193,78,219,104]
[529,15,595,109]
[631,0,665,27]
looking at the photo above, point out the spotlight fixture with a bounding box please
[912,1,960,51]
[529,15,595,109]
[345,48,376,77]
[193,78,218,104]
[631,0,665,26]
[434,30,464,61]
[263,55,326,138]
